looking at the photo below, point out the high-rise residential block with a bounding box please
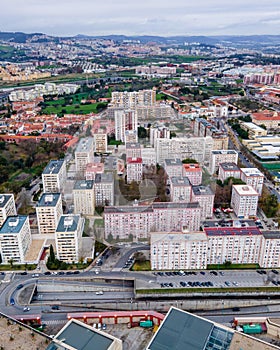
[182,163,202,185]
[0,194,16,228]
[42,159,67,193]
[170,176,192,202]
[126,157,143,184]
[209,150,238,175]
[126,143,142,159]
[191,185,214,220]
[55,214,84,263]
[75,137,94,174]
[218,162,240,182]
[231,185,259,218]
[36,193,63,235]
[114,109,138,142]
[94,131,107,154]
[73,180,95,217]
[0,215,31,264]
[94,173,114,206]
[240,167,264,195]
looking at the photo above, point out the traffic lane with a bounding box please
[32,291,133,302]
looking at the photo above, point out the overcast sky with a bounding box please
[1,0,280,37]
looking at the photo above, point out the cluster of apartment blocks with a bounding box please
[150,227,280,270]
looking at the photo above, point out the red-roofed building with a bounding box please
[252,110,280,129]
[183,163,202,185]
[127,157,143,183]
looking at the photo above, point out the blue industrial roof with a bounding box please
[0,216,27,235]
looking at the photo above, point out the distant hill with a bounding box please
[1,31,280,47]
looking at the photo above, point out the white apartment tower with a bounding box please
[75,137,95,174]
[209,150,238,175]
[94,131,107,154]
[191,185,215,220]
[231,185,259,218]
[55,214,84,263]
[151,231,208,270]
[36,193,63,235]
[0,216,31,264]
[94,173,114,206]
[73,180,95,217]
[0,194,16,228]
[170,177,192,202]
[114,109,138,142]
[126,157,143,184]
[240,168,264,196]
[42,159,67,193]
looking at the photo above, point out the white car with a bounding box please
[23,307,30,312]
[95,291,104,295]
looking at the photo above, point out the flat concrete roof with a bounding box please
[220,162,240,171]
[56,215,81,233]
[170,177,191,186]
[37,193,61,207]
[74,180,94,190]
[232,185,259,196]
[42,159,64,175]
[164,158,182,166]
[0,194,13,209]
[192,185,214,196]
[76,137,94,153]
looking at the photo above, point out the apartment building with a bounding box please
[42,159,67,193]
[73,180,95,217]
[191,185,214,220]
[111,89,156,108]
[104,202,201,241]
[150,126,170,147]
[150,231,208,270]
[141,147,156,166]
[252,110,280,129]
[182,163,202,185]
[0,194,16,228]
[206,227,263,265]
[94,131,107,154]
[209,150,238,175]
[124,130,138,144]
[126,157,143,184]
[231,185,259,218]
[218,162,241,182]
[0,215,31,264]
[114,109,138,142]
[75,137,94,174]
[260,231,280,268]
[240,167,264,195]
[155,136,214,165]
[164,159,183,179]
[126,143,142,159]
[36,193,63,235]
[136,104,176,121]
[55,214,84,263]
[241,122,267,139]
[85,162,104,181]
[94,173,114,206]
[170,177,192,202]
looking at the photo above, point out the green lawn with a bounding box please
[43,102,100,115]
[132,261,151,271]
[207,263,260,270]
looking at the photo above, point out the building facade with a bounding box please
[209,150,238,175]
[240,168,264,196]
[218,162,241,182]
[0,194,16,228]
[0,215,31,264]
[191,185,214,220]
[94,173,114,206]
[126,157,143,184]
[170,177,192,202]
[73,180,95,217]
[75,137,95,174]
[42,159,67,194]
[183,163,202,186]
[231,185,259,218]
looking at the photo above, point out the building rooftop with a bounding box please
[76,137,94,153]
[147,307,233,350]
[74,180,94,190]
[85,162,104,173]
[240,167,264,177]
[42,159,65,175]
[48,319,116,350]
[152,202,200,210]
[204,227,262,237]
[183,163,201,171]
[242,122,267,131]
[37,193,61,207]
[220,162,240,171]
[126,142,141,149]
[262,231,280,239]
[127,157,142,164]
[192,185,214,196]
[232,184,259,196]
[170,176,191,186]
[164,158,182,166]
[0,215,27,235]
[95,173,114,183]
[151,231,207,244]
[56,215,81,233]
[0,194,13,208]
[212,150,238,155]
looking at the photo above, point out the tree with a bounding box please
[138,126,147,139]
[182,158,198,164]
[49,244,55,263]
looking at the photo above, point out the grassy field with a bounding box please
[207,263,260,270]
[132,261,151,271]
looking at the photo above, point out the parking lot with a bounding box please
[153,269,280,289]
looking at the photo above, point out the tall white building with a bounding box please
[209,150,238,175]
[55,214,84,263]
[94,131,107,154]
[126,143,142,159]
[0,194,16,228]
[191,186,215,220]
[218,162,240,182]
[75,137,95,174]
[126,157,143,184]
[36,193,63,235]
[94,173,114,206]
[155,136,214,165]
[73,180,95,217]
[240,168,264,196]
[114,109,138,142]
[183,164,202,186]
[150,126,170,147]
[0,216,31,264]
[231,185,259,219]
[141,147,156,166]
[261,231,280,268]
[151,231,208,270]
[164,159,183,179]
[104,202,201,242]
[111,89,156,108]
[42,159,67,194]
[206,227,263,265]
[170,177,192,202]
